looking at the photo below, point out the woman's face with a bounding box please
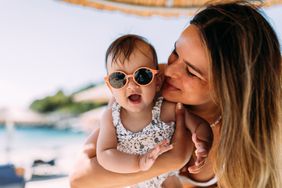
[162,25,214,107]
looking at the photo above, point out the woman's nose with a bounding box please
[165,60,183,78]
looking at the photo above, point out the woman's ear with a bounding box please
[156,73,164,92]
[156,63,166,91]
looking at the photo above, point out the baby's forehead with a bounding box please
[107,44,155,69]
[113,41,152,59]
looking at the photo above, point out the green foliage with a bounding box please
[30,89,104,115]
[71,83,97,95]
[57,102,102,114]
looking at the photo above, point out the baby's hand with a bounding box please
[139,140,173,171]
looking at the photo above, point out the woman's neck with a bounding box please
[185,102,221,125]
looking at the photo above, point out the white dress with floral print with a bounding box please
[112,97,177,188]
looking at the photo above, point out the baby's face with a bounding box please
[106,46,160,113]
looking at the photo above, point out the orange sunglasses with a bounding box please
[104,67,159,89]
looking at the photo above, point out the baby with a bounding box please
[97,34,212,188]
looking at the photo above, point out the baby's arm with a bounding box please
[97,108,140,173]
[97,108,173,173]
[70,103,192,188]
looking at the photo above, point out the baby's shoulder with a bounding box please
[101,107,113,122]
[160,100,176,123]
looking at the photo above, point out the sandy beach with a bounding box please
[0,143,82,188]
[26,176,69,188]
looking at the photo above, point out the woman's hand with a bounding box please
[170,103,194,167]
[182,110,213,174]
[83,128,99,158]
[187,133,209,173]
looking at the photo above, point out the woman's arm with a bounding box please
[70,103,193,188]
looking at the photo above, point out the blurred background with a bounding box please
[0,0,281,187]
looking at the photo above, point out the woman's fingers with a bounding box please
[172,103,186,143]
[187,158,207,174]
[187,133,210,173]
[192,133,208,157]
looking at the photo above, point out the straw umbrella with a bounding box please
[62,0,282,17]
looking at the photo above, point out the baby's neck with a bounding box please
[120,104,153,132]
[121,104,153,121]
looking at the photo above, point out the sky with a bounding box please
[0,0,281,109]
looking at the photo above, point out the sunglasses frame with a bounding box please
[104,67,159,89]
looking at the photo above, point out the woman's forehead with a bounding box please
[176,25,210,76]
[177,25,203,52]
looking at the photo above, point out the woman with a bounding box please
[70,1,281,187]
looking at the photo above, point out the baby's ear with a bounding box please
[105,80,113,93]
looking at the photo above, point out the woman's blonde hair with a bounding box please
[191,1,281,187]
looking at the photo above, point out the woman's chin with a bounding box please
[161,89,179,102]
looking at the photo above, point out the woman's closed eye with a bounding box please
[171,49,198,78]
[186,66,197,77]
[185,63,207,81]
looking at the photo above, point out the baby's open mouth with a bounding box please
[128,94,141,103]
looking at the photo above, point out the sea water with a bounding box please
[0,125,87,151]
[0,125,88,169]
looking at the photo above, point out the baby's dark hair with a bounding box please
[105,34,158,71]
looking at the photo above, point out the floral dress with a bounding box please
[112,97,177,188]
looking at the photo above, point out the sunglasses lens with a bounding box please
[108,72,126,89]
[134,68,153,85]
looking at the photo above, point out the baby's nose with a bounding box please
[127,77,139,89]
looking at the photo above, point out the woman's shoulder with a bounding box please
[160,99,176,123]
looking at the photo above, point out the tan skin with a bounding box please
[70,25,220,188]
[162,25,221,184]
[70,105,193,188]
